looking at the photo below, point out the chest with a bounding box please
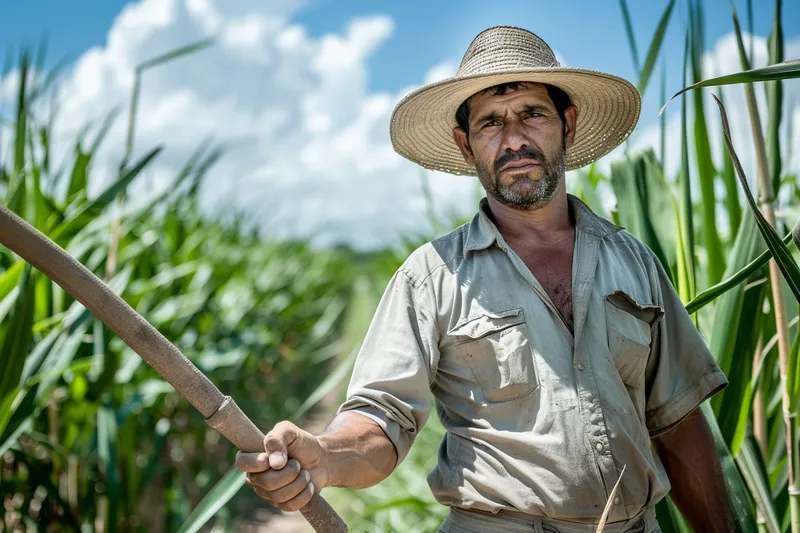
[516,245,575,330]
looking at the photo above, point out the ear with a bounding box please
[453,126,475,166]
[563,104,578,149]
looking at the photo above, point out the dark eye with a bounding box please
[482,120,501,129]
[523,112,542,120]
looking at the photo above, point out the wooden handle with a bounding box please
[0,205,347,532]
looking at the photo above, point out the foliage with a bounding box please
[2,0,800,531]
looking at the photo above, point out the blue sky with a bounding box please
[1,0,798,248]
[3,0,798,121]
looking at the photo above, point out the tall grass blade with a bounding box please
[738,436,783,533]
[660,60,666,171]
[12,50,28,182]
[637,0,675,96]
[137,38,215,71]
[702,402,760,531]
[679,29,697,298]
[609,151,670,270]
[690,0,726,286]
[175,467,247,533]
[52,147,162,240]
[686,231,794,314]
[715,95,800,303]
[766,0,784,193]
[0,265,34,402]
[660,60,800,115]
[618,0,641,76]
[717,87,742,237]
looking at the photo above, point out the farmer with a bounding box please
[237,26,733,532]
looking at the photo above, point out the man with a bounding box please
[237,26,733,532]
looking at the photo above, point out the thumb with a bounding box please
[263,421,298,470]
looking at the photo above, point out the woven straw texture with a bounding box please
[390,26,641,174]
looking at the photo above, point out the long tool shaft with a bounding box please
[0,205,347,533]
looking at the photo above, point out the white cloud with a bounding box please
[3,2,797,250]
[8,0,476,249]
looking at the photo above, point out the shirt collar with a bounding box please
[463,194,623,257]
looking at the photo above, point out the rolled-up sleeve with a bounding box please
[644,254,728,437]
[337,265,440,465]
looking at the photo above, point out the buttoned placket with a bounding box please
[570,227,625,514]
[494,224,625,515]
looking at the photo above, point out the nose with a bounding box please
[500,119,530,154]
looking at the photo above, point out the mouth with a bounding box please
[500,159,541,173]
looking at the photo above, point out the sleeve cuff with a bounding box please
[646,367,729,438]
[337,400,412,465]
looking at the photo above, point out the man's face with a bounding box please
[453,83,576,210]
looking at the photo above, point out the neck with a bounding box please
[485,185,573,248]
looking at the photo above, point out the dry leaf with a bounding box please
[596,464,626,533]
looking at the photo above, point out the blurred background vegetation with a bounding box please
[1,0,800,532]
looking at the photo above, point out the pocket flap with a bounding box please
[605,290,664,328]
[448,308,525,341]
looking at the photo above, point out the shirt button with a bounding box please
[614,497,620,506]
[577,362,585,371]
[595,442,604,453]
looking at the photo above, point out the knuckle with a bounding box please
[274,420,295,433]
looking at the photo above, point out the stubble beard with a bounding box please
[475,144,566,210]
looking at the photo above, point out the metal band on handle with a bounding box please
[0,205,347,533]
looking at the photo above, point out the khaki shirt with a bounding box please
[338,194,727,523]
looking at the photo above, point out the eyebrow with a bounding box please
[472,104,553,127]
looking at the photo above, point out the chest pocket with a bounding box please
[448,308,539,403]
[604,291,664,389]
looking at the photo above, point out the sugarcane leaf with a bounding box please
[701,403,760,531]
[736,436,782,533]
[717,87,742,237]
[51,146,161,241]
[686,231,793,314]
[678,28,696,299]
[638,0,675,96]
[0,264,34,402]
[596,465,626,532]
[618,0,640,76]
[175,466,246,533]
[787,332,799,410]
[714,95,800,303]
[716,280,765,453]
[0,260,26,301]
[661,60,800,115]
[137,37,215,72]
[609,150,671,271]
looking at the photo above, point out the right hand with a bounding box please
[236,421,329,512]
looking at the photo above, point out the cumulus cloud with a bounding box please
[2,1,797,249]
[6,0,475,249]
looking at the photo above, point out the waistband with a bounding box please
[445,506,658,533]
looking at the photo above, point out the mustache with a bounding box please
[494,147,545,174]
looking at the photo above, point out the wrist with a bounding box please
[316,434,341,488]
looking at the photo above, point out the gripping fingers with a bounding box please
[247,459,301,492]
[236,452,270,473]
[266,469,312,504]
[256,480,316,512]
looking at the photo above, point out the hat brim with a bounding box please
[389,68,641,174]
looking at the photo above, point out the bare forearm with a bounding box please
[653,409,734,532]
[318,411,398,489]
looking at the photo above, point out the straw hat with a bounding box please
[390,26,641,174]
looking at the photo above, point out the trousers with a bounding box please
[438,506,660,533]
